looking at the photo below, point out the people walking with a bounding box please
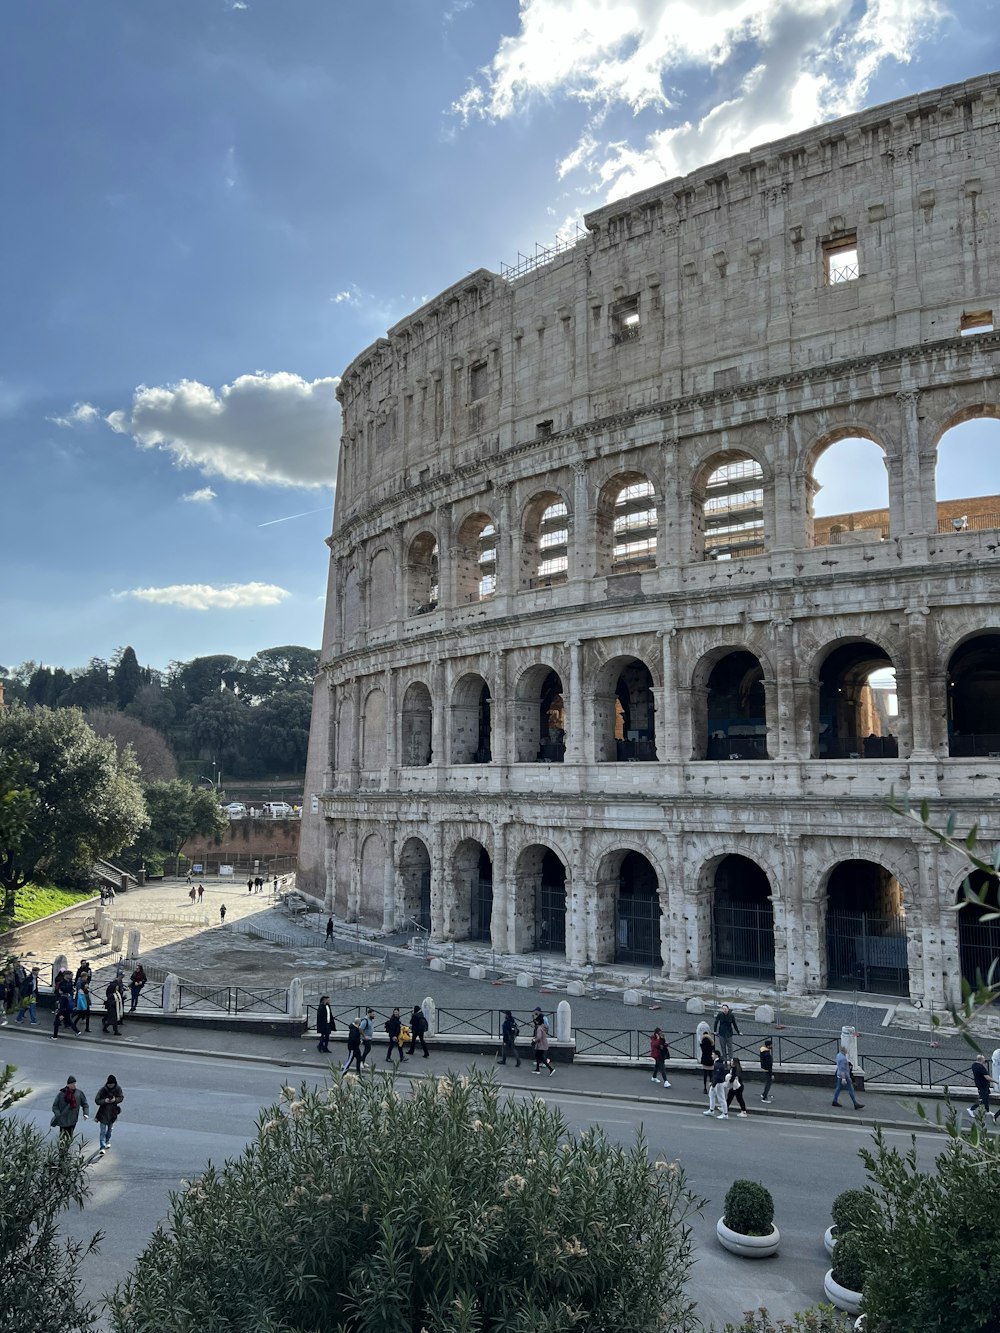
[247,877,254,894]
[129,964,147,1014]
[219,903,227,924]
[500,1010,521,1066]
[316,996,335,1054]
[713,1004,740,1062]
[15,965,40,1025]
[74,960,92,990]
[725,1057,749,1116]
[384,1007,407,1063]
[341,1018,363,1073]
[698,1022,714,1093]
[359,1008,376,1066]
[705,1050,728,1117]
[197,884,204,903]
[325,916,334,946]
[95,1074,124,1153]
[969,1052,997,1120]
[189,886,197,905]
[532,1015,555,1075]
[408,1004,430,1057]
[102,979,125,1036]
[759,1038,774,1103]
[832,1046,864,1110]
[51,971,80,1039]
[75,979,93,1033]
[650,1027,671,1087]
[51,1076,89,1140]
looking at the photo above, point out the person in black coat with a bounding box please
[316,996,335,1053]
[341,1018,363,1074]
[52,972,80,1039]
[500,1010,521,1066]
[407,1004,430,1057]
[385,1007,406,1064]
[102,979,124,1036]
[95,1074,124,1153]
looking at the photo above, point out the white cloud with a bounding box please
[331,286,360,305]
[47,401,101,428]
[114,582,290,611]
[182,487,217,504]
[106,371,340,488]
[454,0,946,198]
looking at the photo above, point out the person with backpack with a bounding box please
[15,964,40,1025]
[384,1007,407,1064]
[341,1018,363,1074]
[75,978,93,1034]
[532,1014,555,1076]
[725,1057,749,1116]
[407,1004,430,1057]
[759,1038,774,1103]
[500,1010,521,1066]
[359,1008,376,1066]
[649,1028,671,1087]
[316,996,336,1054]
[51,971,80,1039]
[94,1074,124,1154]
[129,964,147,1014]
[697,1022,715,1093]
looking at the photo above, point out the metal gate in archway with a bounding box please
[826,909,908,994]
[959,917,1000,993]
[536,879,566,951]
[471,855,492,941]
[616,888,661,966]
[712,899,775,980]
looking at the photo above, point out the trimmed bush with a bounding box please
[830,1188,878,1236]
[723,1179,774,1236]
[830,1231,867,1294]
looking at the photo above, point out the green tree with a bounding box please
[175,655,240,708]
[251,687,313,772]
[138,779,228,865]
[239,645,319,702]
[110,1071,701,1333]
[59,657,113,711]
[126,679,176,734]
[111,645,144,709]
[0,705,148,914]
[0,1069,99,1332]
[189,690,249,765]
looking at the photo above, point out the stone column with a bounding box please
[490,648,507,765]
[896,391,927,534]
[491,821,510,952]
[657,626,681,763]
[382,831,396,932]
[772,618,797,758]
[565,640,584,762]
[431,658,447,780]
[390,523,405,626]
[430,824,446,941]
[385,667,398,772]
[350,676,362,784]
[566,837,588,967]
[436,504,454,610]
[777,837,801,993]
[495,480,513,612]
[665,834,687,978]
[916,841,950,1011]
[571,461,592,584]
[905,605,933,758]
[769,416,795,551]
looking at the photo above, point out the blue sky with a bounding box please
[2,0,997,673]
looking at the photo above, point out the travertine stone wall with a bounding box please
[300,73,1000,1007]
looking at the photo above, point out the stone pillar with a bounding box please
[286,977,305,1019]
[772,618,797,758]
[495,480,513,611]
[350,676,362,782]
[385,667,398,772]
[776,838,801,993]
[769,417,795,550]
[382,832,396,932]
[916,841,950,1011]
[111,923,125,954]
[905,605,933,758]
[348,823,361,921]
[423,995,437,1036]
[657,626,681,763]
[491,822,511,953]
[566,838,588,967]
[436,503,453,610]
[431,658,446,776]
[571,461,592,583]
[390,523,405,626]
[127,927,141,959]
[556,999,572,1043]
[896,391,925,534]
[665,834,687,978]
[565,639,584,762]
[430,825,446,940]
[490,648,507,765]
[162,973,179,1013]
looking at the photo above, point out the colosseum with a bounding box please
[299,72,1000,1011]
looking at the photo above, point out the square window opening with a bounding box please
[824,238,858,285]
[611,296,641,344]
[960,310,994,336]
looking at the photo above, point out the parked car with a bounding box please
[262,801,294,818]
[223,802,247,819]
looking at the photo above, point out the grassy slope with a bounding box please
[0,882,95,934]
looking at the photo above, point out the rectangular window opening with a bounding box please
[611,296,641,344]
[824,238,859,285]
[469,361,488,401]
[960,310,994,336]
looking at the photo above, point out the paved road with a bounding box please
[4,1028,947,1333]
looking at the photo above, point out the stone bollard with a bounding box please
[840,1024,859,1068]
[94,906,105,933]
[686,996,706,1015]
[423,996,437,1037]
[755,1004,775,1025]
[100,915,113,945]
[623,989,641,1006]
[127,927,141,959]
[287,977,304,1019]
[52,954,68,985]
[162,973,179,1013]
[111,924,125,954]
[516,972,533,988]
[567,979,585,997]
[429,957,447,972]
[556,999,572,1043]
[469,964,486,981]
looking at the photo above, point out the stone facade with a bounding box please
[299,73,1000,1009]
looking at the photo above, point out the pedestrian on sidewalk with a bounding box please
[75,979,93,1033]
[759,1038,774,1103]
[189,886,197,905]
[95,1074,124,1153]
[247,877,254,894]
[532,1015,555,1076]
[197,884,204,903]
[219,903,227,924]
[129,964,147,1014]
[359,1008,376,1066]
[102,979,124,1036]
[705,1050,728,1117]
[500,1010,520,1066]
[316,996,335,1053]
[832,1046,864,1110]
[385,1007,407,1063]
[725,1057,749,1116]
[273,875,278,893]
[15,965,40,1025]
[650,1028,671,1087]
[341,1018,363,1073]
[713,1004,740,1062]
[969,1053,997,1121]
[408,1004,430,1057]
[74,960,92,990]
[52,973,81,1039]
[51,1076,89,1140]
[697,1022,714,1093]
[325,916,334,947]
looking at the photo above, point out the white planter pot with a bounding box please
[824,1224,837,1258]
[716,1216,780,1258]
[824,1268,863,1315]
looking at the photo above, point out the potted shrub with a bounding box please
[716,1178,780,1258]
[825,1187,879,1257]
[824,1230,867,1315]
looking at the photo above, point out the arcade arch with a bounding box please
[407,532,439,614]
[701,454,765,560]
[596,473,657,574]
[513,665,565,762]
[595,654,657,761]
[455,512,497,603]
[359,833,385,927]
[710,855,775,980]
[957,869,1000,993]
[947,632,1000,757]
[450,674,491,764]
[698,650,768,760]
[522,492,569,587]
[824,860,908,994]
[399,836,431,932]
[452,839,492,942]
[360,687,386,769]
[817,641,898,759]
[513,844,567,954]
[934,415,1000,531]
[401,681,433,766]
[809,434,889,547]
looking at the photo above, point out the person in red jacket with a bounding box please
[649,1028,671,1087]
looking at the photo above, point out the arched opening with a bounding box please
[935,416,1000,534]
[704,651,768,760]
[947,633,1000,757]
[514,844,567,954]
[702,455,765,560]
[957,870,1000,994]
[809,436,889,547]
[521,492,569,588]
[407,531,439,615]
[817,641,898,759]
[616,851,663,968]
[513,665,565,762]
[399,837,431,932]
[455,512,497,603]
[452,839,492,943]
[361,688,386,770]
[369,548,394,627]
[596,473,657,575]
[711,855,775,980]
[825,861,908,994]
[401,681,433,766]
[450,674,491,764]
[598,656,657,761]
[359,833,385,927]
